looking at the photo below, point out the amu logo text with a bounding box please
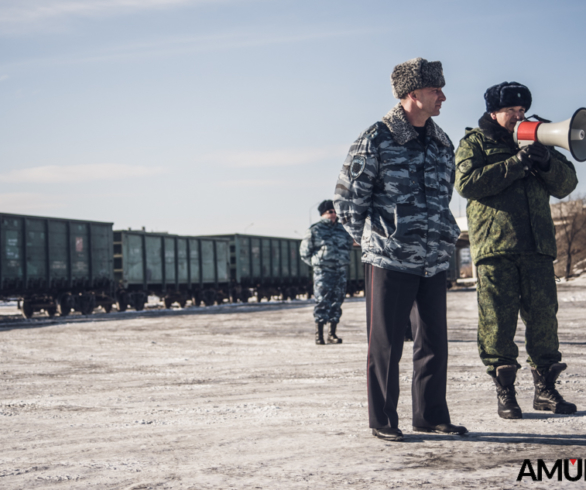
[517,459,584,482]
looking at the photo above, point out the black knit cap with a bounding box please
[484,81,532,113]
[318,200,334,215]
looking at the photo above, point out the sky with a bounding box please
[1,0,586,238]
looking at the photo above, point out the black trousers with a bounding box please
[365,264,450,429]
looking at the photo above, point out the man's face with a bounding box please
[322,209,337,223]
[412,87,446,118]
[490,106,526,133]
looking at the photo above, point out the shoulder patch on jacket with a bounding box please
[349,155,367,180]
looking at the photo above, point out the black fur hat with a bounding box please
[484,81,532,113]
[391,57,445,99]
[318,200,334,216]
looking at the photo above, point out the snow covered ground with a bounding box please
[2,277,586,489]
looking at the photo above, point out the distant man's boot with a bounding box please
[315,322,325,345]
[532,363,577,414]
[327,322,342,344]
[492,365,522,419]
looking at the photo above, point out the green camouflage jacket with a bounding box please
[455,125,578,264]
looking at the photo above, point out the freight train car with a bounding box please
[114,230,231,309]
[197,234,312,302]
[0,213,114,318]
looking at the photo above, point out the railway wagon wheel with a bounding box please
[215,291,226,304]
[46,306,57,318]
[164,297,174,309]
[202,290,216,306]
[191,292,201,307]
[239,288,251,303]
[103,303,113,313]
[58,294,73,316]
[117,292,129,312]
[21,300,34,319]
[79,294,95,315]
[133,295,146,311]
[178,296,187,308]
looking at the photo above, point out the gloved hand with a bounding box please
[516,146,534,173]
[526,142,551,171]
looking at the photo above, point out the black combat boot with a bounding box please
[532,363,577,414]
[315,322,325,345]
[327,322,342,344]
[492,365,522,419]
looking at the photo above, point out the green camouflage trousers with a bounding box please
[476,254,562,373]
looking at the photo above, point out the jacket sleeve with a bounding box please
[455,135,526,200]
[333,132,379,244]
[536,148,578,199]
[299,227,314,266]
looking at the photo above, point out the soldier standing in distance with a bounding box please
[334,58,467,442]
[300,200,354,345]
[455,82,578,419]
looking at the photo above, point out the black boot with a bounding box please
[315,322,325,345]
[492,365,522,419]
[327,322,342,344]
[532,363,577,414]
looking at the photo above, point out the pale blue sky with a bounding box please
[1,0,585,237]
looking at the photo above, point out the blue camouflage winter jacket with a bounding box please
[334,103,460,277]
[299,218,353,271]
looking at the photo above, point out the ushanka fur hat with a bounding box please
[390,57,445,99]
[484,81,532,113]
[318,200,334,215]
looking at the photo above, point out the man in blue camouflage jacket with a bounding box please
[300,200,354,345]
[334,57,466,442]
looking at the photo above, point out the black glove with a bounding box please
[526,142,551,171]
[516,146,534,173]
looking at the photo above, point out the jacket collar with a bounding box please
[478,112,516,145]
[381,103,451,147]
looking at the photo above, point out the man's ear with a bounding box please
[407,91,418,102]
[490,112,497,120]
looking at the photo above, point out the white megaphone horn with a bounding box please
[513,108,586,162]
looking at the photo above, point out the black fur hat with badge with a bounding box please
[318,200,334,216]
[484,81,532,113]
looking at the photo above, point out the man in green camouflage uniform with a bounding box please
[300,200,354,345]
[455,81,578,419]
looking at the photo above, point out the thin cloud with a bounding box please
[0,192,65,213]
[0,27,359,68]
[0,75,8,82]
[0,0,227,24]
[82,29,353,63]
[0,164,163,184]
[206,145,348,168]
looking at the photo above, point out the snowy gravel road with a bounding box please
[2,278,586,489]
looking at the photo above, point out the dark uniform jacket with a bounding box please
[334,103,460,278]
[299,218,353,270]
[455,114,578,265]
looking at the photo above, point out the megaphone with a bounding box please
[513,108,586,162]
